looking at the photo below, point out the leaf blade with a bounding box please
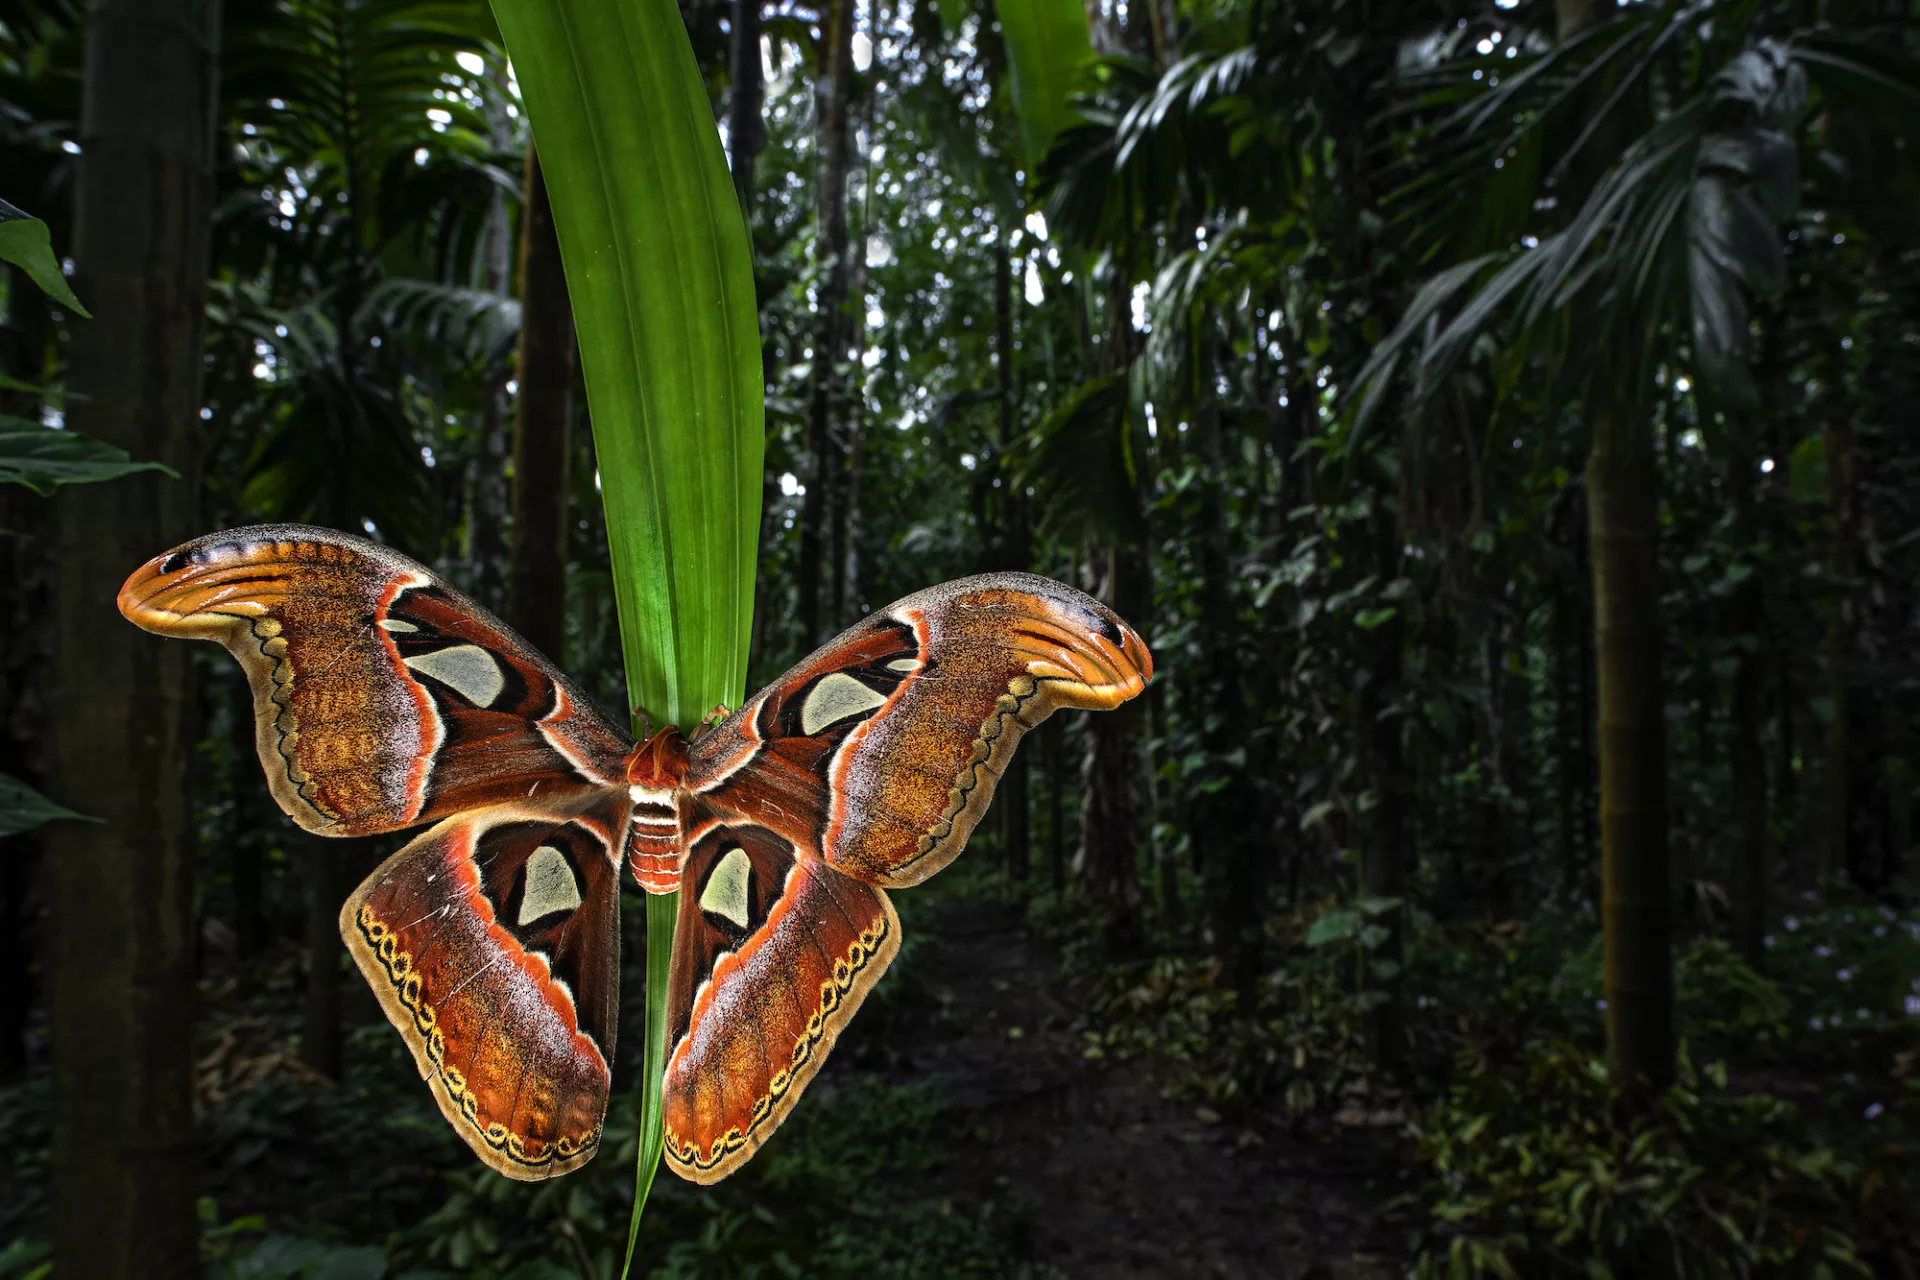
[488,0,762,1261]
[0,201,89,317]
[0,415,179,494]
[994,0,1096,169]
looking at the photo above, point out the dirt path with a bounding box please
[857,894,1406,1279]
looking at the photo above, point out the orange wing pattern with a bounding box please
[661,818,898,1183]
[121,526,1154,1188]
[659,573,1150,1179]
[342,791,627,1180]
[118,524,631,838]
[687,571,1152,887]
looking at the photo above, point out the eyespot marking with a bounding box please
[885,658,918,673]
[519,845,582,925]
[379,618,419,633]
[800,671,888,735]
[699,846,753,930]
[404,644,504,707]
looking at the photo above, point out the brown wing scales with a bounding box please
[118,524,631,836]
[661,819,898,1184]
[688,571,1152,888]
[342,791,628,1180]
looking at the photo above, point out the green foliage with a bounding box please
[7,0,1920,1272]
[1076,939,1378,1116]
[0,199,85,315]
[0,414,176,495]
[489,0,762,1258]
[0,771,98,836]
[1409,1041,1911,1278]
[992,0,1094,170]
[490,0,761,732]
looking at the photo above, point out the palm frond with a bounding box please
[1014,373,1143,547]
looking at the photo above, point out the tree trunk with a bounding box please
[1554,571,1582,895]
[798,0,854,647]
[228,666,265,960]
[1193,366,1261,1000]
[1589,393,1673,1098]
[1361,517,1407,1070]
[993,232,1029,880]
[1078,548,1143,953]
[830,142,870,632]
[300,833,342,1078]
[728,0,764,210]
[1043,715,1066,892]
[1822,407,1858,882]
[0,266,51,1077]
[47,0,217,1271]
[1727,440,1769,964]
[507,146,575,662]
[1080,712,1143,952]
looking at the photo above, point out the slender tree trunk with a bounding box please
[1555,578,1581,894]
[1776,655,1799,878]
[1823,405,1858,882]
[0,266,51,1076]
[830,141,870,631]
[228,666,265,960]
[1191,364,1262,1000]
[300,834,342,1078]
[836,383,863,626]
[1589,392,1672,1097]
[1078,548,1143,952]
[1080,713,1143,951]
[469,102,514,600]
[1043,716,1066,892]
[0,486,48,1076]
[993,233,1030,880]
[1728,440,1769,964]
[728,0,764,210]
[1362,521,1407,1070]
[47,1,217,1270]
[799,0,854,646]
[507,147,575,662]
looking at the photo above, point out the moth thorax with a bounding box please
[625,725,690,791]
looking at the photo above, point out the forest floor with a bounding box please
[843,891,1408,1279]
[3,869,1417,1279]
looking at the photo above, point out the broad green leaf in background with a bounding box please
[1306,909,1362,948]
[993,0,1096,171]
[0,199,89,317]
[0,772,100,838]
[487,0,763,1270]
[1789,435,1828,504]
[0,414,179,495]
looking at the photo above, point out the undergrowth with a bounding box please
[0,878,1050,1279]
[1035,882,1920,1278]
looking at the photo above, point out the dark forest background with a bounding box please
[5,0,1920,1275]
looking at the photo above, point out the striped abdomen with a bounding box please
[628,789,683,893]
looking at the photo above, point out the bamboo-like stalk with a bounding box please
[1588,390,1673,1099]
